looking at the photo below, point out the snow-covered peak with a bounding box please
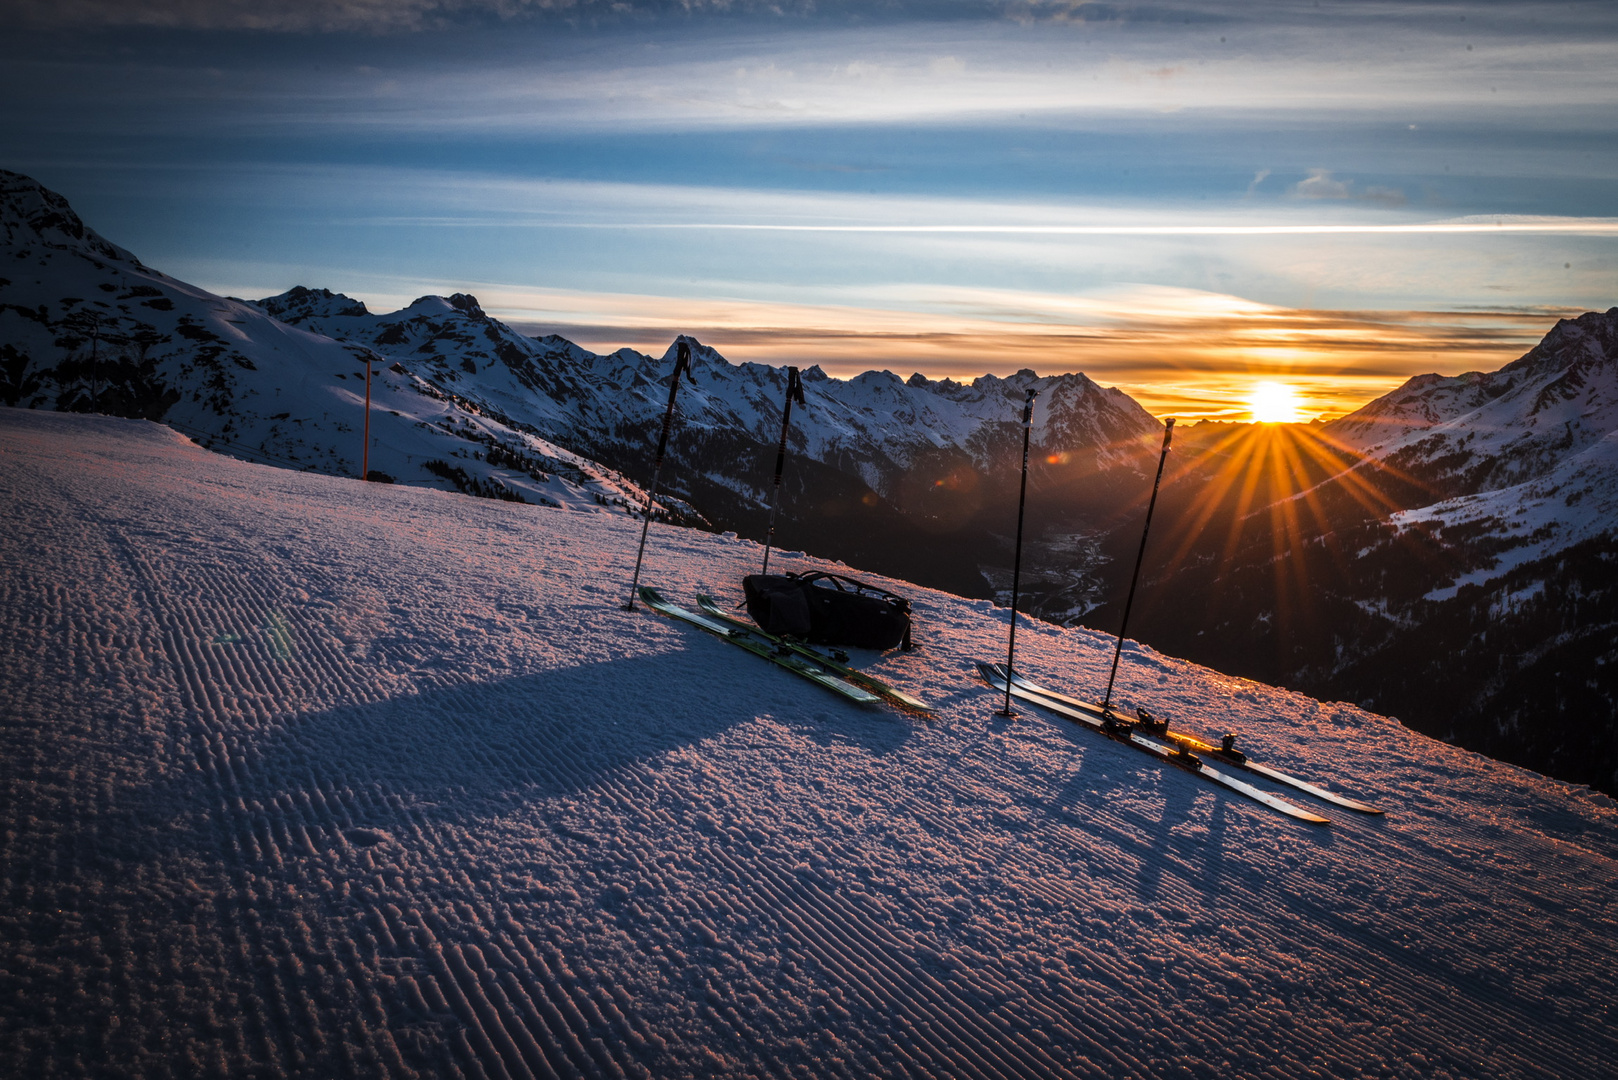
[394,292,487,320]
[248,285,371,325]
[1506,306,1618,380]
[0,176,664,518]
[0,169,147,270]
[1321,369,1498,454]
[239,280,1164,499]
[1324,307,1618,496]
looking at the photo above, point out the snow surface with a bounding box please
[3,407,1618,1079]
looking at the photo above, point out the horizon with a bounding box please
[220,279,1594,425]
[3,0,1615,421]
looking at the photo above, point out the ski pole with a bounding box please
[362,352,372,481]
[1102,418,1175,713]
[760,366,805,575]
[623,339,696,611]
[999,387,1039,717]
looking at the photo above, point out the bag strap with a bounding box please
[787,571,914,649]
[788,570,904,604]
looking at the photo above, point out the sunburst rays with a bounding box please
[1150,422,1433,620]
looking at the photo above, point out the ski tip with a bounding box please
[889,697,937,719]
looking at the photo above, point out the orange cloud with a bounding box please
[470,286,1570,420]
[344,278,1569,421]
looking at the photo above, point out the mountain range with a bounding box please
[1111,310,1618,795]
[2,167,1614,793]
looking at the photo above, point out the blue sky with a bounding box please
[3,0,1615,417]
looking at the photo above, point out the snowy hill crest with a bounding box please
[242,284,1165,503]
[0,168,150,271]
[0,173,663,516]
[1325,306,1618,497]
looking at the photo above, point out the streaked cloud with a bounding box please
[5,0,565,33]
[9,10,1618,137]
[306,167,1618,235]
[189,34,1618,133]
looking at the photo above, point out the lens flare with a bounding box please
[1248,381,1301,423]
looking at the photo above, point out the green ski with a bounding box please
[696,594,933,716]
[638,587,879,706]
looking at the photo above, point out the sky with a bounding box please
[2,0,1615,420]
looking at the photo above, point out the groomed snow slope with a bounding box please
[3,407,1616,1080]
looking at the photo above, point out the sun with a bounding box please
[1248,381,1302,424]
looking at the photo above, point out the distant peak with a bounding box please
[447,293,484,317]
[1504,305,1618,378]
[253,285,370,324]
[397,293,484,319]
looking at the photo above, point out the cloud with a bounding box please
[6,0,830,33]
[1292,168,1353,200]
[6,0,538,33]
[298,165,1613,234]
[5,0,1387,35]
[1292,169,1406,207]
[13,6,1617,129]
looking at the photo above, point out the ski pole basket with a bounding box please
[742,571,914,651]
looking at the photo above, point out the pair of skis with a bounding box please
[978,662,1382,823]
[640,585,1372,823]
[637,586,932,716]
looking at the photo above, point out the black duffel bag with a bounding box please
[742,571,913,651]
